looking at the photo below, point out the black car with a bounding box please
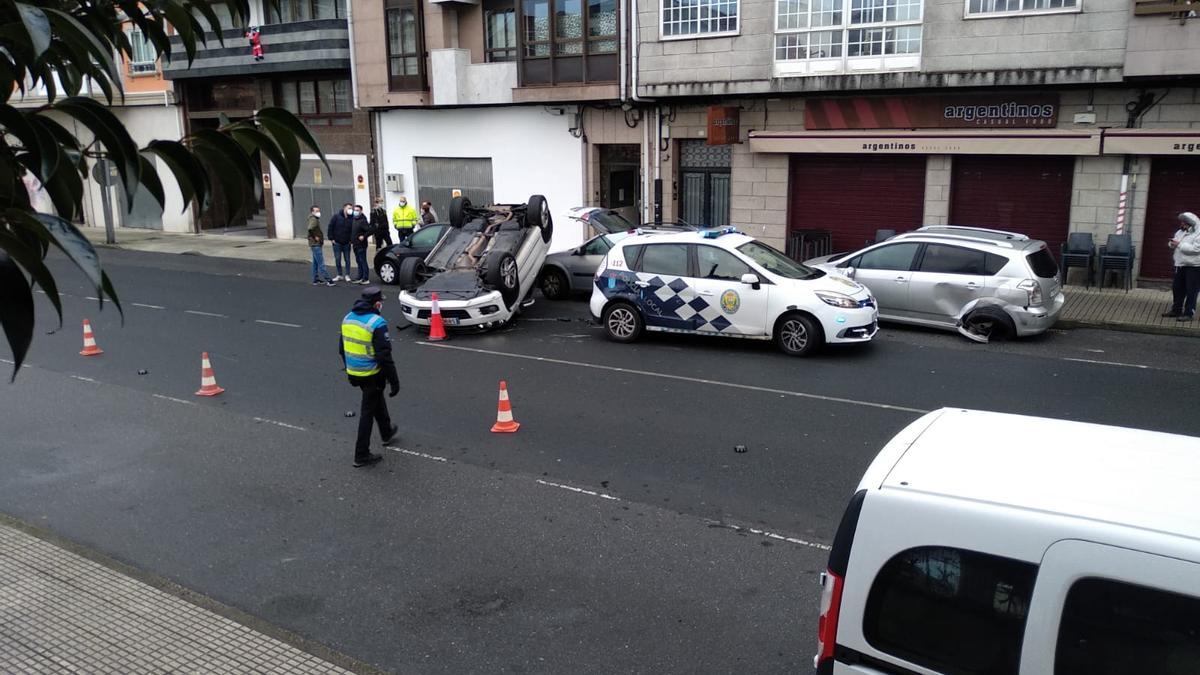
[373,224,449,285]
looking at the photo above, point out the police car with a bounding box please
[589,227,878,356]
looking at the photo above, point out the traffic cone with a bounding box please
[79,319,103,356]
[428,292,447,342]
[490,380,520,433]
[194,352,225,397]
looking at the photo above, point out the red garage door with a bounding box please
[950,155,1073,258]
[789,155,926,254]
[1142,157,1200,280]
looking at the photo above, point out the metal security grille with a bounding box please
[291,159,355,238]
[679,141,732,169]
[414,157,495,223]
[679,141,731,228]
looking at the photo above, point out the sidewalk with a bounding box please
[0,518,366,674]
[81,227,1197,337]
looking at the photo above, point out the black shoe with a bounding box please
[382,424,399,445]
[353,453,383,468]
[325,280,336,287]
[1162,311,1181,318]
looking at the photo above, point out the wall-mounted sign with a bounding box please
[313,167,323,185]
[262,173,271,189]
[707,106,740,145]
[1103,130,1200,155]
[806,94,1060,130]
[749,129,1099,156]
[356,174,365,189]
[451,189,463,198]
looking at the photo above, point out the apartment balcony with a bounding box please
[162,19,350,80]
[429,49,517,106]
[1127,0,1200,77]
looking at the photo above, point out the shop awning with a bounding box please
[747,129,1101,156]
[1102,129,1200,155]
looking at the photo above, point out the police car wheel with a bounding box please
[775,313,821,356]
[602,303,642,343]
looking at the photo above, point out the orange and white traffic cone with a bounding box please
[490,380,520,433]
[428,292,447,342]
[194,352,225,397]
[79,319,103,356]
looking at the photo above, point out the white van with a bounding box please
[816,408,1200,675]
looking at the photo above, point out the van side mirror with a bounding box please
[740,273,762,290]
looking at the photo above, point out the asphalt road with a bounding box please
[3,248,1199,673]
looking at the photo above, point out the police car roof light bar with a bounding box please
[702,226,740,239]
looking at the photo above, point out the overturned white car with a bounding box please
[398,195,552,329]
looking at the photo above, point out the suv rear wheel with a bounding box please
[775,313,822,357]
[602,302,643,343]
[959,306,1015,343]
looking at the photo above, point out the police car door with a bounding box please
[691,244,770,337]
[632,243,699,332]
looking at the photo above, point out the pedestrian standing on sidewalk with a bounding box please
[1163,211,1200,322]
[370,197,392,251]
[351,204,372,285]
[327,203,354,281]
[392,196,419,244]
[420,201,438,225]
[307,205,335,286]
[339,286,399,468]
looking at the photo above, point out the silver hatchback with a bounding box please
[806,226,1066,342]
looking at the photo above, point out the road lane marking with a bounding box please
[85,296,100,301]
[152,394,196,406]
[418,343,928,415]
[1062,357,1149,370]
[705,520,832,551]
[184,310,228,318]
[132,303,165,310]
[69,375,98,383]
[252,417,306,431]
[255,319,302,328]
[387,447,449,462]
[536,479,620,501]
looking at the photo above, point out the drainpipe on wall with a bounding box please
[347,1,360,109]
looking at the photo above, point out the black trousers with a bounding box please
[350,374,393,458]
[1172,265,1200,316]
[373,226,392,250]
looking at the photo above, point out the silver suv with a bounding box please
[806,226,1065,342]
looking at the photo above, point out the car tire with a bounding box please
[398,256,427,290]
[526,195,554,243]
[540,268,569,300]
[449,196,471,229]
[484,250,520,307]
[602,302,643,343]
[959,306,1015,343]
[775,312,822,357]
[378,259,399,285]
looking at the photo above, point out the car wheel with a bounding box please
[398,256,427,290]
[484,250,520,307]
[378,259,398,285]
[540,268,569,300]
[526,195,554,243]
[449,196,471,229]
[959,307,1015,344]
[775,313,822,357]
[602,302,643,343]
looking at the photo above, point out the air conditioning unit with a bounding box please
[385,173,404,192]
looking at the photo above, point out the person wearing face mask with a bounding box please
[1164,211,1200,322]
[370,197,392,251]
[391,196,419,244]
[339,286,399,468]
[420,200,438,226]
[306,205,335,286]
[350,204,372,285]
[327,203,355,281]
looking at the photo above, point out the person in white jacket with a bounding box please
[1164,211,1200,321]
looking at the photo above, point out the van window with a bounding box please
[637,244,690,277]
[1056,577,1200,675]
[864,546,1037,675]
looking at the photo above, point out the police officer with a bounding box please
[339,286,399,467]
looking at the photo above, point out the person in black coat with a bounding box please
[326,203,355,281]
[351,205,372,284]
[370,197,392,251]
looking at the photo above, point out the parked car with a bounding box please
[564,206,697,238]
[805,225,1065,342]
[373,223,449,285]
[815,407,1200,675]
[590,226,877,356]
[540,230,633,300]
[398,195,552,330]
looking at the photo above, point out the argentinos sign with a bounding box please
[806,95,1060,130]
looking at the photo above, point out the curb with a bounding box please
[91,241,309,266]
[1058,318,1200,339]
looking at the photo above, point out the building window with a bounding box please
[386,0,425,91]
[276,78,352,126]
[127,29,157,75]
[485,0,517,61]
[774,0,921,75]
[266,0,348,22]
[966,0,1076,16]
[519,0,617,84]
[662,0,738,37]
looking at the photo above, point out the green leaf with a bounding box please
[0,105,46,179]
[53,98,141,206]
[193,144,250,222]
[188,0,224,45]
[144,140,207,212]
[229,126,294,190]
[0,252,34,381]
[255,108,328,169]
[255,116,299,183]
[0,228,62,329]
[14,3,52,60]
[43,8,124,103]
[136,154,166,214]
[160,0,197,65]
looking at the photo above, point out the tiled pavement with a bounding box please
[0,522,358,674]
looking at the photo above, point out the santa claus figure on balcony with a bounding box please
[246,26,264,61]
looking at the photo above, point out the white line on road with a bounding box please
[1062,357,1150,370]
[252,417,306,431]
[184,310,228,318]
[69,375,98,383]
[255,319,302,328]
[536,479,621,501]
[388,447,449,462]
[132,303,166,310]
[85,296,100,301]
[706,520,832,551]
[152,394,196,406]
[418,343,928,415]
